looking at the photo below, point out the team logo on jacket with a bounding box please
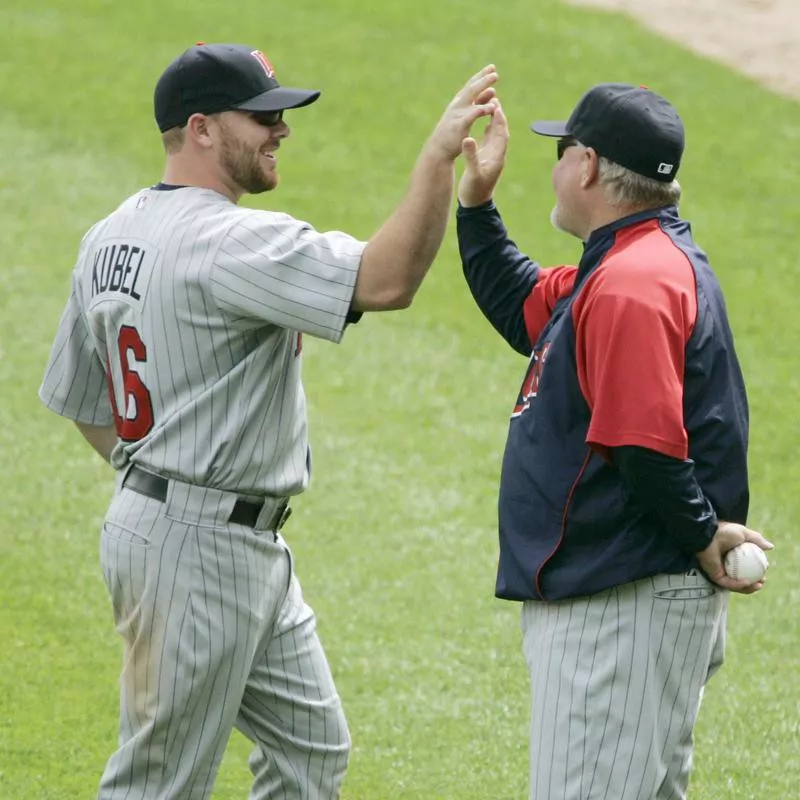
[512,341,551,417]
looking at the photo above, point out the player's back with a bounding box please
[75,185,307,495]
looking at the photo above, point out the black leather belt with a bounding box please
[122,466,291,531]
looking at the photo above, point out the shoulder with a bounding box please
[227,207,309,236]
[224,208,366,261]
[79,189,150,243]
[573,224,701,336]
[590,222,697,302]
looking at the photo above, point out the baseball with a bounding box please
[723,542,769,582]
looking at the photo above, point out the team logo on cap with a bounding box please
[657,162,674,175]
[250,50,276,78]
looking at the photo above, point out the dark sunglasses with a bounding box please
[556,136,578,160]
[249,110,284,127]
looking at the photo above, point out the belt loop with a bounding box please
[254,498,291,532]
[116,463,134,494]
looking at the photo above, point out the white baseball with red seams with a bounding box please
[724,541,769,582]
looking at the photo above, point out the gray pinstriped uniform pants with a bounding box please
[522,572,728,800]
[96,478,349,799]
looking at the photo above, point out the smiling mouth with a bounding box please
[259,150,277,168]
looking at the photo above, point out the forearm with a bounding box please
[75,421,118,463]
[354,143,454,311]
[611,445,717,553]
[457,200,539,354]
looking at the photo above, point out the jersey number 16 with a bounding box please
[107,325,154,441]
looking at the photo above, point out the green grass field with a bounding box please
[1,1,798,797]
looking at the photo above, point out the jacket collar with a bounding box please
[577,204,679,278]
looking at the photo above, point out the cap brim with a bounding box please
[530,120,570,137]
[235,87,321,113]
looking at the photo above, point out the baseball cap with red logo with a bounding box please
[154,43,321,132]
[530,83,685,182]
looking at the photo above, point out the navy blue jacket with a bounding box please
[457,202,749,601]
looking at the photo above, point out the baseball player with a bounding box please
[39,42,498,799]
[454,85,773,799]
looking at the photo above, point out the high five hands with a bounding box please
[429,65,500,161]
[458,93,509,207]
[426,64,508,206]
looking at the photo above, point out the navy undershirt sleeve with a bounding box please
[456,201,539,355]
[345,308,363,325]
[611,445,718,553]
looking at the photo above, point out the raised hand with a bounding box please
[458,100,509,207]
[427,65,499,161]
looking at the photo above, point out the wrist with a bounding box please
[457,197,495,213]
[421,136,457,166]
[692,514,719,555]
[458,192,494,209]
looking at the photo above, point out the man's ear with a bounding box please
[186,113,215,148]
[580,148,599,188]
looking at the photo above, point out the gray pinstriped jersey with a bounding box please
[40,186,365,496]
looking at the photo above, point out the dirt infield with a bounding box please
[568,0,800,99]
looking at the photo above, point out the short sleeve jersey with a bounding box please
[40,185,366,496]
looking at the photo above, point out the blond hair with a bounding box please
[161,126,186,154]
[597,156,681,209]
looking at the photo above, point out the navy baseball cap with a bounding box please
[154,43,321,132]
[530,83,685,182]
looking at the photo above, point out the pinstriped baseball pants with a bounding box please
[96,480,349,799]
[521,572,728,800]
